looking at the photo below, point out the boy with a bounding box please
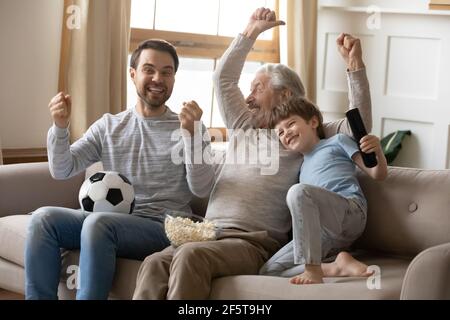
[260,96,388,284]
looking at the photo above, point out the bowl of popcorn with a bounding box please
[164,213,220,247]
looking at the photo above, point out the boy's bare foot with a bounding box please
[290,264,324,285]
[322,251,374,277]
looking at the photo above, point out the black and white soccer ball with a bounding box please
[78,171,135,214]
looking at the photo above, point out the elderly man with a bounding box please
[133,8,372,299]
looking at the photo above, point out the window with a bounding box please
[128,0,279,129]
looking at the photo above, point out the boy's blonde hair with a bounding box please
[269,97,325,139]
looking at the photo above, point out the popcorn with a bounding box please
[164,214,218,247]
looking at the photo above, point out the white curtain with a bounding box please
[279,0,318,102]
[59,0,131,141]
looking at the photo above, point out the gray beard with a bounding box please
[249,111,270,129]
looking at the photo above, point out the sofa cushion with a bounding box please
[0,257,25,295]
[0,215,30,266]
[356,167,450,257]
[57,251,410,300]
[209,255,411,300]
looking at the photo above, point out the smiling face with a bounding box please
[130,48,175,112]
[275,115,320,154]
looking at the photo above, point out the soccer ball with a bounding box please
[78,171,135,214]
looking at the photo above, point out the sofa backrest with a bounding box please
[355,166,450,257]
[0,162,85,218]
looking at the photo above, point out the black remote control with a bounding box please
[345,109,378,168]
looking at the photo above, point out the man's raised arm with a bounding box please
[47,92,102,179]
[213,8,284,130]
[323,33,373,138]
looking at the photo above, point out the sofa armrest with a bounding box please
[0,162,85,218]
[400,242,450,300]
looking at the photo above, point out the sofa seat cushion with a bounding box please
[0,215,30,267]
[59,251,411,300]
[209,255,411,300]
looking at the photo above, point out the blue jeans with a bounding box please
[24,206,170,300]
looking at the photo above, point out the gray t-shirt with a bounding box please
[47,106,215,218]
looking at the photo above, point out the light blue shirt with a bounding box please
[299,133,367,211]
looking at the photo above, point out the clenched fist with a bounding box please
[49,92,71,128]
[179,101,203,136]
[243,7,285,40]
[336,33,365,71]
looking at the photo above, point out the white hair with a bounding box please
[256,63,306,97]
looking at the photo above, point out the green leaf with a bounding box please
[381,130,411,164]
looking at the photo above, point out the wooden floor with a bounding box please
[0,289,24,300]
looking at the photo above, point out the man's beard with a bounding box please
[136,87,169,109]
[247,103,270,128]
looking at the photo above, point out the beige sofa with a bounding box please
[0,161,450,300]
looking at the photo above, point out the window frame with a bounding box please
[429,0,450,10]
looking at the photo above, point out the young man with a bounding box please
[133,8,373,299]
[25,40,215,300]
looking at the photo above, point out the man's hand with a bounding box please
[243,7,285,40]
[179,101,203,136]
[49,92,71,129]
[336,33,365,72]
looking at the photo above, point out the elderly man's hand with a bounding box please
[243,7,285,40]
[336,33,365,71]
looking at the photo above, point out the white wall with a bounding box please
[0,0,63,148]
[317,0,450,169]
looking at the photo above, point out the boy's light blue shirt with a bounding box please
[299,133,367,211]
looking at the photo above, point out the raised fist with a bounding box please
[336,33,365,71]
[179,100,203,136]
[49,92,71,129]
[243,7,285,40]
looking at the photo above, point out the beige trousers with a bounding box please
[133,229,280,300]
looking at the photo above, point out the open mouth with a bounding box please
[248,103,260,111]
[147,86,165,95]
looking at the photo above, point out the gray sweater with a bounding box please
[47,106,216,218]
[207,34,372,245]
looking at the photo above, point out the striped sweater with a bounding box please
[47,106,216,218]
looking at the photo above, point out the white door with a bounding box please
[317,0,450,169]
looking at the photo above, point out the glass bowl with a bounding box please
[164,212,220,247]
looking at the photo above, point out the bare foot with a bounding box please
[322,251,374,277]
[290,264,324,285]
